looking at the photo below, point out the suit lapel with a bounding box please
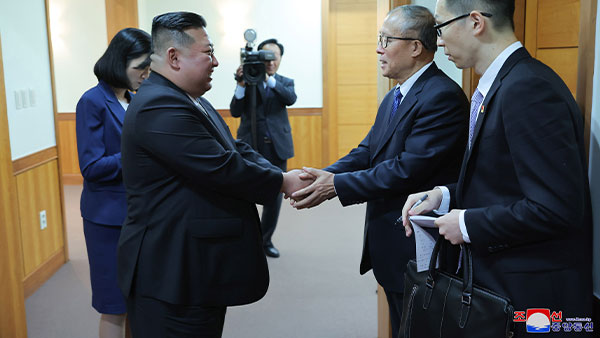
[457,48,531,203]
[148,72,236,150]
[98,81,125,126]
[371,63,437,159]
[463,48,530,165]
[196,98,236,150]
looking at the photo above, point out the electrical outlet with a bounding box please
[14,91,22,109]
[29,88,36,107]
[20,89,29,108]
[39,210,47,230]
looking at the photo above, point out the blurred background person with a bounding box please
[230,38,297,258]
[76,27,151,338]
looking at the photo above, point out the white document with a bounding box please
[409,216,438,272]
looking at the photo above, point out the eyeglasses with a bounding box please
[434,12,492,37]
[204,45,215,61]
[378,33,420,49]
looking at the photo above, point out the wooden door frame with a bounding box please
[577,0,597,159]
[0,35,29,338]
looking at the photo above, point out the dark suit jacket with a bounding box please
[325,63,469,292]
[76,80,128,225]
[449,48,592,314]
[117,72,283,307]
[230,73,296,161]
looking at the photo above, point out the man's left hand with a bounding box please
[291,167,336,209]
[434,209,464,245]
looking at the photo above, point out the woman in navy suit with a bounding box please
[76,27,150,338]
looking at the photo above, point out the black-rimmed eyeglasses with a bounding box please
[378,33,420,49]
[434,12,492,37]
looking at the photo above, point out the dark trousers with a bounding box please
[384,289,404,338]
[257,136,287,246]
[126,294,226,338]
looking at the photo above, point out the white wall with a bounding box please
[589,1,600,300]
[138,0,323,109]
[411,0,463,87]
[49,0,108,113]
[0,0,56,160]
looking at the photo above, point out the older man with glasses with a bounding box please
[289,5,469,336]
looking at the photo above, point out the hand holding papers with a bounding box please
[409,215,439,272]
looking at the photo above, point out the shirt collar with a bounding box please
[477,41,522,97]
[396,61,433,97]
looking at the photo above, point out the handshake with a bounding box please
[280,168,336,210]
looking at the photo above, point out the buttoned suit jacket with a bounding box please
[230,73,296,161]
[117,72,283,307]
[76,80,128,226]
[325,63,469,291]
[447,47,592,315]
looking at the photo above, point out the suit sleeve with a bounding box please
[272,77,297,106]
[76,94,122,183]
[465,76,586,249]
[230,95,245,118]
[332,88,467,206]
[135,103,283,204]
[235,139,281,171]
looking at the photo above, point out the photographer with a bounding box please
[230,38,296,258]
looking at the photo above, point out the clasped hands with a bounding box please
[280,168,336,209]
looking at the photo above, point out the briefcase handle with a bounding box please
[427,238,474,328]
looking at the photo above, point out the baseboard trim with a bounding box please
[23,249,66,298]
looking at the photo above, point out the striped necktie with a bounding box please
[469,89,484,148]
[389,87,403,122]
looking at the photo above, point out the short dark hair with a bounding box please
[390,5,437,52]
[258,38,284,56]
[151,12,207,55]
[93,28,151,90]
[445,0,515,30]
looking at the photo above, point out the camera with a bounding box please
[236,29,275,85]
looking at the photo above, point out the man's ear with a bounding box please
[470,11,487,36]
[411,40,424,58]
[166,47,181,70]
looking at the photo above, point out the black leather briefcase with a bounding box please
[399,238,514,338]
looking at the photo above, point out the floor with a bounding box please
[25,185,378,338]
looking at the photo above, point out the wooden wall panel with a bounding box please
[16,160,65,277]
[57,114,82,184]
[0,35,28,338]
[337,124,372,159]
[524,0,538,56]
[105,0,139,41]
[288,115,323,169]
[337,45,379,85]
[537,0,581,48]
[536,47,579,96]
[338,84,378,125]
[336,0,377,44]
[328,0,378,165]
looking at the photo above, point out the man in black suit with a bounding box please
[230,38,297,258]
[117,12,310,337]
[402,0,593,336]
[291,5,469,335]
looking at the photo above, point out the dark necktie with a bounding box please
[389,87,403,122]
[469,89,484,148]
